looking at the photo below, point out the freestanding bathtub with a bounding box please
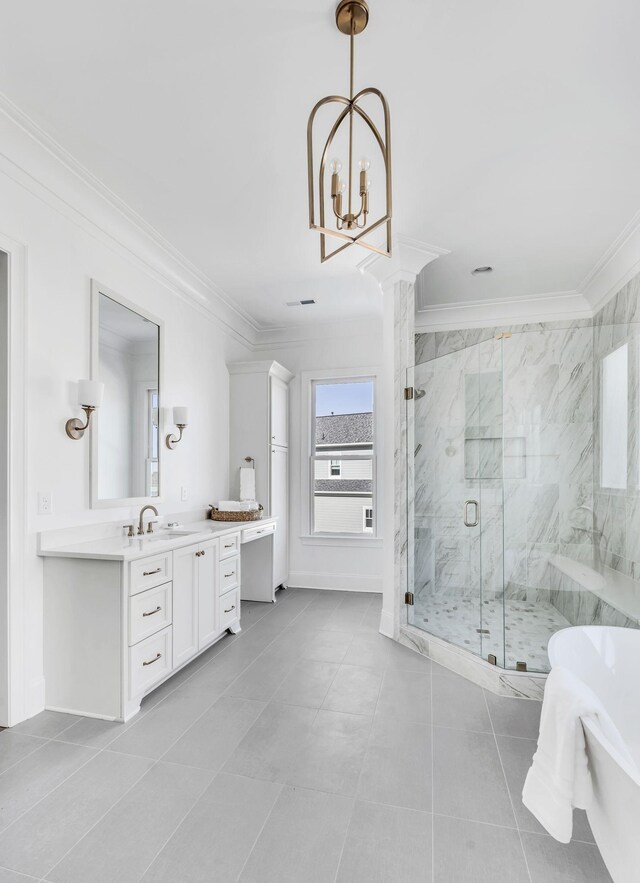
[547,627,640,883]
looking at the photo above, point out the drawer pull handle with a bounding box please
[142,606,162,617]
[143,567,162,576]
[224,604,235,613]
[195,551,202,557]
[201,550,206,556]
[224,571,235,578]
[224,543,234,549]
[142,653,162,666]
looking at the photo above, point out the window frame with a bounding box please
[301,368,381,543]
[600,341,629,492]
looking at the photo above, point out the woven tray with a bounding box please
[209,505,263,522]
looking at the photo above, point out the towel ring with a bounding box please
[244,457,255,469]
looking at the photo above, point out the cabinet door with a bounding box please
[271,446,288,588]
[198,539,219,648]
[270,376,288,448]
[172,544,199,668]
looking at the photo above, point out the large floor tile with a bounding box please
[238,786,353,883]
[384,638,432,672]
[485,691,542,739]
[0,869,39,882]
[521,831,613,882]
[9,711,80,740]
[0,741,96,833]
[54,717,126,750]
[222,702,317,783]
[163,696,266,770]
[140,773,281,882]
[342,632,392,670]
[358,715,432,812]
[433,815,529,882]
[0,751,152,879]
[322,664,383,716]
[107,689,216,760]
[47,762,214,883]
[431,665,492,733]
[301,630,353,663]
[336,800,432,883]
[375,669,431,725]
[287,710,371,796]
[496,735,594,843]
[225,653,295,701]
[433,727,516,827]
[271,660,339,708]
[0,733,46,775]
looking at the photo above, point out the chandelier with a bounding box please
[307,0,392,263]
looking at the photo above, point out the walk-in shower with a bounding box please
[406,312,640,674]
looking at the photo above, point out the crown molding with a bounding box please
[415,289,593,332]
[358,235,449,290]
[578,207,640,313]
[0,90,260,348]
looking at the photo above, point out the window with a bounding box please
[310,378,375,535]
[601,344,628,490]
[146,389,159,496]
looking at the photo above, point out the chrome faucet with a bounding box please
[138,505,159,535]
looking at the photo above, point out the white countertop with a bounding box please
[38,517,277,562]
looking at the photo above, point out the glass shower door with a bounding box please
[407,338,505,665]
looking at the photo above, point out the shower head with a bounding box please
[414,388,426,399]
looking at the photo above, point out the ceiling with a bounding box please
[1,0,640,328]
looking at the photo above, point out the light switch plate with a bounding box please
[181,486,188,502]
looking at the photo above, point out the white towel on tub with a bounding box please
[523,666,634,842]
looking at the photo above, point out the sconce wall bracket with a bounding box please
[166,424,186,450]
[65,406,95,440]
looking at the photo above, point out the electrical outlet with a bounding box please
[38,491,53,515]
[181,486,188,502]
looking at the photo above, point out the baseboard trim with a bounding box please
[288,571,382,593]
[26,676,46,720]
[379,609,394,638]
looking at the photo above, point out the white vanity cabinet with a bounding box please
[42,529,243,722]
[229,360,293,596]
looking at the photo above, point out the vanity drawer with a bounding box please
[220,532,240,560]
[128,583,172,646]
[129,626,172,698]
[219,589,240,631]
[242,521,275,544]
[219,555,240,595]
[129,553,173,596]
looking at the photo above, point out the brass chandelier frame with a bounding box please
[307,0,392,262]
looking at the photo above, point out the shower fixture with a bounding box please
[414,388,426,399]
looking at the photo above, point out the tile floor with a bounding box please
[0,588,612,882]
[414,592,572,671]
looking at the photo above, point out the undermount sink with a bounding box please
[140,529,198,542]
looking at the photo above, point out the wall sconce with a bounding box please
[65,379,104,440]
[166,406,189,450]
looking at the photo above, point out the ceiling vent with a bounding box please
[286,299,316,306]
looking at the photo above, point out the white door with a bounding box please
[271,446,288,588]
[270,376,288,448]
[198,539,218,648]
[172,544,199,667]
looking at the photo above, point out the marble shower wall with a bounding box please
[592,275,640,581]
[413,322,596,617]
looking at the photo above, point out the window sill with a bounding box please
[299,534,383,548]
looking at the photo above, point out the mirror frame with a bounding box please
[89,280,165,509]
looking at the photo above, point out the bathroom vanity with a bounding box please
[38,517,277,721]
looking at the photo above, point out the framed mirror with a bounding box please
[90,280,163,508]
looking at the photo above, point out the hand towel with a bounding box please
[217,500,260,512]
[240,466,256,502]
[522,665,634,842]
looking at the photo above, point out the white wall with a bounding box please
[0,250,8,723]
[0,168,252,722]
[256,324,384,593]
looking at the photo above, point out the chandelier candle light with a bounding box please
[307,0,392,262]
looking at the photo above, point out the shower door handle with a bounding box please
[464,500,479,527]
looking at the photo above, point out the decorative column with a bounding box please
[358,237,442,640]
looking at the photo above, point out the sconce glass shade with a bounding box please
[173,406,189,426]
[77,379,104,408]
